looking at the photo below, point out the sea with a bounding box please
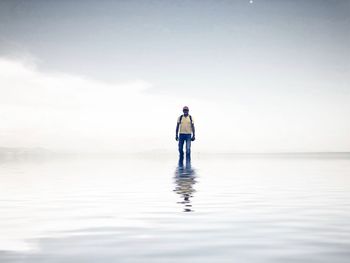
[1,153,350,262]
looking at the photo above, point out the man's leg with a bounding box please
[178,134,185,161]
[185,134,191,161]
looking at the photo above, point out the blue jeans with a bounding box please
[178,134,191,161]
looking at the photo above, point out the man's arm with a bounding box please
[175,122,180,141]
[191,123,195,141]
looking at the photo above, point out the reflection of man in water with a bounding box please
[174,163,196,212]
[175,106,196,163]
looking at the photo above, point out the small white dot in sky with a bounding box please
[250,0,254,3]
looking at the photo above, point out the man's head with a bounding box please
[183,106,189,116]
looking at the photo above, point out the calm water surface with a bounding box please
[0,154,350,262]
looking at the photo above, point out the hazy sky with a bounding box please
[0,0,349,153]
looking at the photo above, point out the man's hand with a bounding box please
[175,135,179,141]
[191,136,195,141]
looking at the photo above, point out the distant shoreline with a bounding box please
[1,147,349,161]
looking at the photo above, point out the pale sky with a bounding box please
[0,0,349,153]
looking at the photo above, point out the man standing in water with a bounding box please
[176,106,195,162]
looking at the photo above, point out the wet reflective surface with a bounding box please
[174,160,197,212]
[1,154,350,262]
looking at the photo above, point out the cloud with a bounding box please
[1,57,350,153]
[0,58,185,152]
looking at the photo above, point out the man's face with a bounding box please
[183,109,189,116]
